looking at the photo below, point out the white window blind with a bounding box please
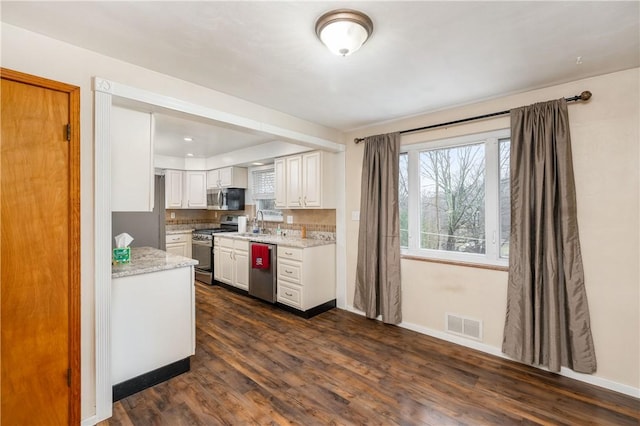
[252,168,275,200]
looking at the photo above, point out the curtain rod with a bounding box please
[353,91,592,144]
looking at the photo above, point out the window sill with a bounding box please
[401,254,508,272]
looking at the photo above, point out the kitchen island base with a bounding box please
[112,247,198,402]
[113,357,190,401]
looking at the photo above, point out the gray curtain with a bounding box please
[502,99,596,373]
[354,132,402,324]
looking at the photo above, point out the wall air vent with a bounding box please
[446,313,483,341]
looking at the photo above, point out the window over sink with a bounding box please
[252,167,283,222]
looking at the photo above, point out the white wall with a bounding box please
[1,22,342,421]
[344,68,639,395]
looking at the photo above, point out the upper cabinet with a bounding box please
[275,151,335,209]
[206,166,248,189]
[111,106,154,212]
[185,171,207,208]
[165,169,183,209]
[165,170,207,209]
[274,158,287,208]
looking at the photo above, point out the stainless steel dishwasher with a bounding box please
[249,242,277,303]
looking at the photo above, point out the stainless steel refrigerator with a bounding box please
[112,175,166,249]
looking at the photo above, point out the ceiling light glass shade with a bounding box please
[315,9,373,56]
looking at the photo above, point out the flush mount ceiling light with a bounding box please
[315,9,373,56]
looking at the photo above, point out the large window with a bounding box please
[399,129,510,266]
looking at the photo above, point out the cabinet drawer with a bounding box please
[166,233,188,243]
[278,261,301,283]
[234,240,249,251]
[278,246,303,261]
[278,282,301,308]
[217,237,233,248]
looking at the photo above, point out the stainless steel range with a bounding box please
[192,215,239,285]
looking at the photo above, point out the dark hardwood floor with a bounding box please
[104,283,639,425]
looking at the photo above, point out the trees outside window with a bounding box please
[419,143,485,253]
[399,129,510,266]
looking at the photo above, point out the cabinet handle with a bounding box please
[285,269,293,274]
[285,291,293,297]
[303,196,307,206]
[285,251,293,256]
[298,196,302,206]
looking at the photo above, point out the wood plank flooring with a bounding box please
[104,283,639,425]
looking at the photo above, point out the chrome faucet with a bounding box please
[256,210,264,234]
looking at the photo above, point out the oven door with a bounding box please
[192,239,212,284]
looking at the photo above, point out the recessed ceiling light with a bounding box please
[186,153,194,157]
[183,137,193,142]
[252,162,264,166]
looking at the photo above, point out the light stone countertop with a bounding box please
[165,228,195,235]
[216,232,335,248]
[112,247,198,278]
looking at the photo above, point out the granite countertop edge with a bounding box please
[112,246,198,279]
[216,232,335,248]
[165,228,195,235]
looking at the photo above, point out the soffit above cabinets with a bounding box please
[111,95,320,168]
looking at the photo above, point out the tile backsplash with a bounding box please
[165,207,336,240]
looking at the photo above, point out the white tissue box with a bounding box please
[113,247,131,264]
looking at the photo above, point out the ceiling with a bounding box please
[3,1,639,159]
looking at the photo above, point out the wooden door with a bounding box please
[1,69,80,425]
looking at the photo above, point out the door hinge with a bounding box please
[66,124,71,141]
[67,368,71,387]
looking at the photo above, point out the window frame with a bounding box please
[400,129,510,267]
[249,165,283,222]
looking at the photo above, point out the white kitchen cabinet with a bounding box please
[285,155,303,207]
[216,236,249,290]
[165,169,184,209]
[111,105,154,212]
[206,166,248,189]
[218,245,234,285]
[277,243,336,311]
[302,151,322,207]
[233,244,249,290]
[274,158,287,208]
[185,171,207,208]
[213,237,221,282]
[275,151,335,209]
[165,170,206,209]
[165,233,192,258]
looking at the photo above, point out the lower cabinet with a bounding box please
[277,244,335,311]
[216,236,249,290]
[165,233,192,258]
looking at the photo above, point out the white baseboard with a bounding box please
[344,305,639,399]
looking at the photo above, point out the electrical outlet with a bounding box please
[170,212,176,219]
[287,215,293,224]
[352,211,360,221]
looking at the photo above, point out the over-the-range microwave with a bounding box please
[206,187,245,211]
